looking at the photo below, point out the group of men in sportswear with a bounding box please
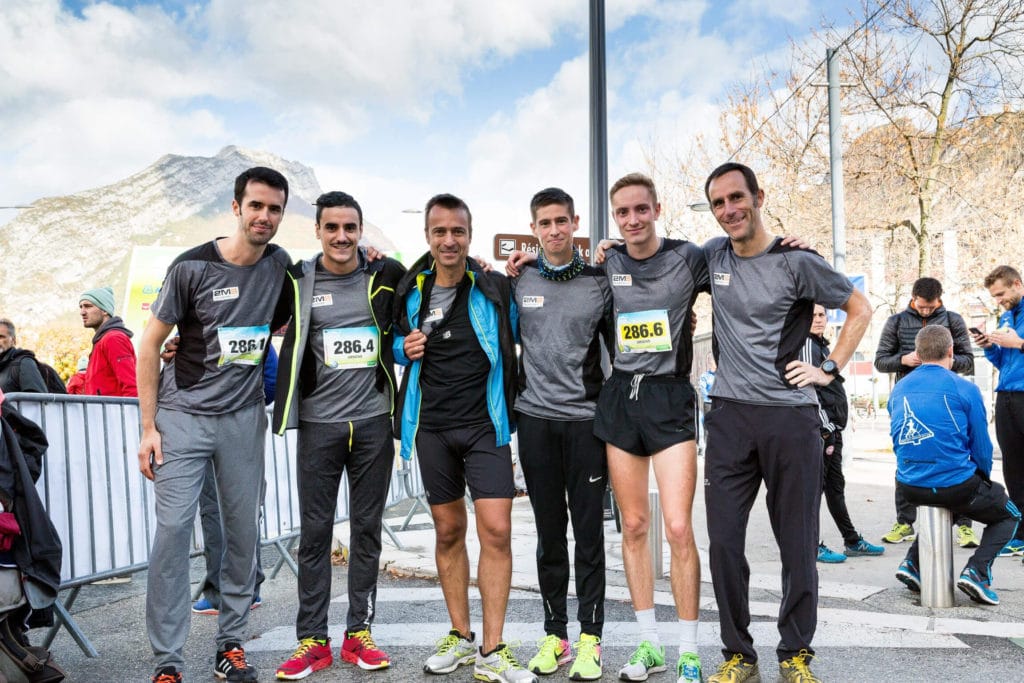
[137,162,869,683]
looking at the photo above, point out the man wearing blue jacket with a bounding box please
[974,265,1024,557]
[890,325,1019,605]
[392,193,533,683]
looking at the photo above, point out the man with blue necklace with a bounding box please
[512,188,613,681]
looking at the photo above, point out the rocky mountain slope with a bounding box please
[0,146,394,327]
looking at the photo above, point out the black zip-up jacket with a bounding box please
[874,302,973,382]
[272,251,406,434]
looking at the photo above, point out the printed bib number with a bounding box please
[616,310,672,353]
[216,325,270,366]
[323,326,379,369]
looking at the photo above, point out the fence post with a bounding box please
[648,490,662,578]
[919,505,954,608]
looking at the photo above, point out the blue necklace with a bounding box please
[537,247,585,281]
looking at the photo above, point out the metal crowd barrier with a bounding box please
[3,393,427,657]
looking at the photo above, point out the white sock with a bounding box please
[635,608,660,646]
[678,619,699,655]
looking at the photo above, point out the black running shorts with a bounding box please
[594,370,696,456]
[415,422,515,504]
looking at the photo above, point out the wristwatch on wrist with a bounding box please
[820,359,840,377]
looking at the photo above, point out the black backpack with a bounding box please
[32,362,66,395]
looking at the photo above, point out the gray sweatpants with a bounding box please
[147,403,266,672]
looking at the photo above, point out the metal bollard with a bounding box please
[648,491,663,578]
[919,505,954,608]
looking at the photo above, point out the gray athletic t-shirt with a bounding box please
[513,264,613,420]
[705,236,854,406]
[299,260,389,423]
[604,239,710,377]
[152,240,290,414]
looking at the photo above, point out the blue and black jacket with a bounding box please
[984,298,1024,392]
[391,254,518,460]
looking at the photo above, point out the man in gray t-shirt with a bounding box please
[701,162,871,683]
[137,167,294,683]
[270,191,406,678]
[512,188,613,679]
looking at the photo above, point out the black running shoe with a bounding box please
[215,642,258,681]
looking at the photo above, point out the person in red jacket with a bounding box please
[65,355,88,395]
[79,286,138,397]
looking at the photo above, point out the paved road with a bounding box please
[43,418,1024,681]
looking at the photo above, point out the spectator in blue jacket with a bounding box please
[890,325,1019,605]
[975,265,1024,557]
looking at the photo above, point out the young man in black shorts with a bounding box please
[597,173,709,683]
[393,193,535,683]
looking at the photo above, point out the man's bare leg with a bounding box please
[651,441,700,620]
[431,500,472,638]
[607,444,654,610]
[474,497,513,652]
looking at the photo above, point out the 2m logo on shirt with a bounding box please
[611,274,632,287]
[713,273,731,286]
[521,296,544,308]
[212,287,240,301]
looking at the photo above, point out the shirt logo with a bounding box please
[713,272,731,286]
[423,307,444,323]
[312,293,333,308]
[521,295,544,308]
[212,286,239,301]
[897,397,935,446]
[611,274,632,287]
[442,330,452,340]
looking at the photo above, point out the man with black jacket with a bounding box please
[874,277,977,546]
[393,194,533,683]
[0,320,47,395]
[271,191,405,680]
[806,305,884,563]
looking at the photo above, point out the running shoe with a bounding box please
[152,667,182,683]
[275,638,332,680]
[341,629,390,670]
[618,640,666,681]
[215,642,258,681]
[192,596,218,615]
[998,539,1024,557]
[957,525,980,548]
[707,653,760,682]
[778,650,820,682]
[816,543,846,563]
[423,629,476,674]
[896,557,921,593]
[568,634,601,681]
[957,566,999,605]
[882,522,915,543]
[844,536,885,556]
[474,642,538,682]
[676,652,702,683]
[527,634,571,675]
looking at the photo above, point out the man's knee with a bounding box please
[663,517,695,548]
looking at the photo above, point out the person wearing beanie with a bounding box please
[79,286,138,397]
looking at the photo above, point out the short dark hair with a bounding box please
[234,166,289,207]
[911,277,943,300]
[609,173,658,205]
[916,325,953,362]
[530,187,575,221]
[0,318,14,341]
[984,265,1022,289]
[315,191,363,225]
[704,162,760,201]
[424,193,472,231]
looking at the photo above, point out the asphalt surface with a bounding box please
[39,418,1024,682]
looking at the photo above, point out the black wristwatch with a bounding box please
[820,359,840,377]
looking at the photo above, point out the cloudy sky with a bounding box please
[0,0,861,253]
